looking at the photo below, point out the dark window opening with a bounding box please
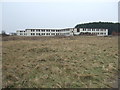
[77,28,80,32]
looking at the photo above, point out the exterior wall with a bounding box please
[80,28,108,36]
[69,28,74,36]
[16,30,26,36]
[60,29,71,36]
[24,29,72,36]
[26,29,32,36]
[17,28,108,36]
[73,28,81,35]
[25,29,58,36]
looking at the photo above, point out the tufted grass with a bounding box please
[2,36,118,88]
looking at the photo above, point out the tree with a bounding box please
[1,30,9,36]
[75,22,120,35]
[2,30,6,35]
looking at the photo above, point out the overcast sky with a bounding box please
[1,0,119,33]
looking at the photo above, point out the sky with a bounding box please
[0,0,119,33]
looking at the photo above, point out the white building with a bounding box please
[16,28,108,36]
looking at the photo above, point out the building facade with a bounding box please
[16,28,108,36]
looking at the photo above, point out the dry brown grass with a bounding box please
[2,36,118,88]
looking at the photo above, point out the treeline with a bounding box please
[75,22,120,35]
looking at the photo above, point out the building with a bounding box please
[16,28,108,36]
[9,33,17,36]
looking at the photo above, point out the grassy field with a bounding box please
[2,36,118,88]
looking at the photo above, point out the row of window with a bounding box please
[31,29,59,32]
[19,32,106,36]
[90,32,106,35]
[30,33,70,36]
[61,33,70,35]
[82,29,106,31]
[19,31,25,32]
[20,33,27,35]
[80,32,107,35]
[61,29,70,32]
[31,33,56,36]
[30,29,70,32]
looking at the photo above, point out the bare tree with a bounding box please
[2,30,6,35]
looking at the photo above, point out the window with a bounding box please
[77,28,80,32]
[51,33,55,35]
[96,29,99,31]
[57,30,60,32]
[41,30,45,32]
[51,30,55,32]
[83,28,86,31]
[31,29,35,32]
[36,33,39,35]
[66,29,68,31]
[65,33,69,35]
[104,29,106,31]
[88,29,91,31]
[100,33,103,34]
[41,33,45,35]
[36,29,40,32]
[56,33,59,35]
[46,30,50,32]
[31,33,35,35]
[46,33,50,35]
[92,29,95,31]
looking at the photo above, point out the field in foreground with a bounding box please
[2,36,118,88]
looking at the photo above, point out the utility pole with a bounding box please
[118,1,120,22]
